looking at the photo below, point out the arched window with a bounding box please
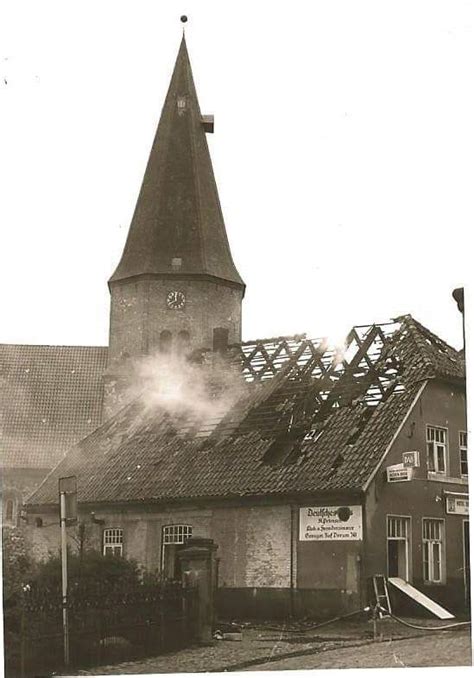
[159,330,173,354]
[213,327,229,354]
[176,330,190,355]
[161,524,193,579]
[103,528,124,556]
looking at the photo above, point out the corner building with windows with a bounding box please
[15,36,471,618]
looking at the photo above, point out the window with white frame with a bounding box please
[387,516,411,580]
[103,528,123,556]
[426,426,447,474]
[460,431,468,477]
[422,519,444,583]
[161,525,192,579]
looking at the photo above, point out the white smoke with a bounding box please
[125,351,247,436]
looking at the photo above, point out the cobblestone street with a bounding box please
[72,619,471,675]
[244,630,472,671]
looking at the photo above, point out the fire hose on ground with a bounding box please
[242,604,471,633]
[211,606,470,672]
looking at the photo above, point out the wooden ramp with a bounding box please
[388,577,454,619]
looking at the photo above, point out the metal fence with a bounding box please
[6,582,198,677]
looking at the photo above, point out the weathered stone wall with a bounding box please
[26,502,291,588]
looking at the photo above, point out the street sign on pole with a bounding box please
[59,476,76,668]
[59,475,78,524]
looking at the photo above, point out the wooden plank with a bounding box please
[388,577,454,619]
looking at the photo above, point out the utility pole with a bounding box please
[60,490,70,668]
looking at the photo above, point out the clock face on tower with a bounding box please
[166,290,186,310]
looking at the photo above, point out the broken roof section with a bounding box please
[27,315,464,507]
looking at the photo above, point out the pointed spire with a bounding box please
[109,35,245,290]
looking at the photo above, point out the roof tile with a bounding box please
[1,344,107,468]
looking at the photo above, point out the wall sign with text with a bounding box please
[299,505,363,541]
[386,463,413,482]
[446,496,469,515]
[402,450,420,467]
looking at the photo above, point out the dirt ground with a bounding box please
[73,617,472,675]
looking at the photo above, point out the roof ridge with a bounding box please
[0,343,107,350]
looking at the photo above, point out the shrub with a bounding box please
[3,540,157,676]
[2,527,37,675]
[33,548,144,594]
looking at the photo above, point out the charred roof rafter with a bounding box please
[235,322,407,464]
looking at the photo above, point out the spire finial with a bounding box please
[180,15,188,36]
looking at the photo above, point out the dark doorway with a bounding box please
[161,524,193,581]
[387,516,410,580]
[387,540,399,577]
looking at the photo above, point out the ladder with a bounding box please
[372,574,391,618]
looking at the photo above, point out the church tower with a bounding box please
[105,36,245,417]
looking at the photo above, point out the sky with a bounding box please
[1,0,473,351]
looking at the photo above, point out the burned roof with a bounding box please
[1,344,107,469]
[27,315,464,507]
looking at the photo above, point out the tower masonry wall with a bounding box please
[104,276,243,419]
[108,278,242,364]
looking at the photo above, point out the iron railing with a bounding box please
[5,582,198,677]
